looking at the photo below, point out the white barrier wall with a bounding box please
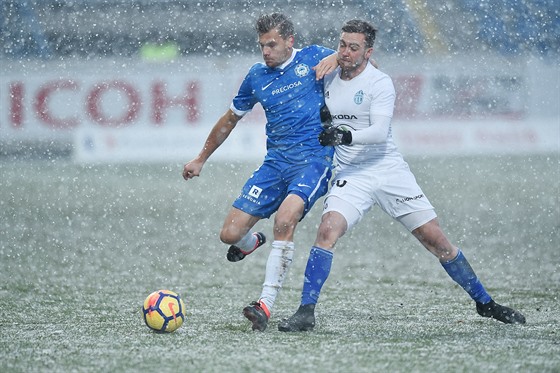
[1,55,558,161]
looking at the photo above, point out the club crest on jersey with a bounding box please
[295,63,310,77]
[354,90,364,104]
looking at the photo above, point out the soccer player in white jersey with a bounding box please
[278,19,526,332]
[183,13,339,331]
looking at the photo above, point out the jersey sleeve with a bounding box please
[319,45,336,59]
[350,114,392,144]
[231,65,260,116]
[350,72,395,145]
[370,75,396,118]
[308,45,336,64]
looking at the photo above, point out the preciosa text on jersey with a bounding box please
[272,80,302,95]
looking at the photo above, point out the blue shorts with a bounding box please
[232,158,332,219]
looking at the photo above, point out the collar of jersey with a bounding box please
[275,48,301,70]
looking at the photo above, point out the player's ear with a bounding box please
[286,35,295,47]
[365,47,374,60]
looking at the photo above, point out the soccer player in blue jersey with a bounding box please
[278,19,526,332]
[183,13,337,331]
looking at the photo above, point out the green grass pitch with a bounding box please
[1,154,559,372]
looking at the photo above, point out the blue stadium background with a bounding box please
[1,0,558,60]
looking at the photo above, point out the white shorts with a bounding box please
[322,162,436,232]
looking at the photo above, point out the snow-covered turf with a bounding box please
[1,155,558,372]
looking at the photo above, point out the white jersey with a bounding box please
[323,63,435,231]
[324,63,402,169]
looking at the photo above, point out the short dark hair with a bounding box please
[341,19,377,48]
[255,13,295,39]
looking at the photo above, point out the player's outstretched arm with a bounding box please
[314,53,338,80]
[314,54,378,80]
[182,109,241,180]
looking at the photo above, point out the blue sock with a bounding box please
[442,250,492,304]
[301,246,334,305]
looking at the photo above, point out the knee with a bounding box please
[314,222,341,249]
[273,217,297,235]
[219,226,240,245]
[316,223,333,242]
[273,213,299,236]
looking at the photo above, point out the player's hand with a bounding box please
[313,53,339,80]
[318,126,352,146]
[182,159,204,180]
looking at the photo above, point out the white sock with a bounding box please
[235,231,257,251]
[259,240,295,313]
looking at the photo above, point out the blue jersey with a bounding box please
[232,45,335,164]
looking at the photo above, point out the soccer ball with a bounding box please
[142,290,186,332]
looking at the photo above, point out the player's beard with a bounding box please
[264,47,292,68]
[339,55,367,78]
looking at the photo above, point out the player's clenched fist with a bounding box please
[318,126,352,146]
[183,159,204,180]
